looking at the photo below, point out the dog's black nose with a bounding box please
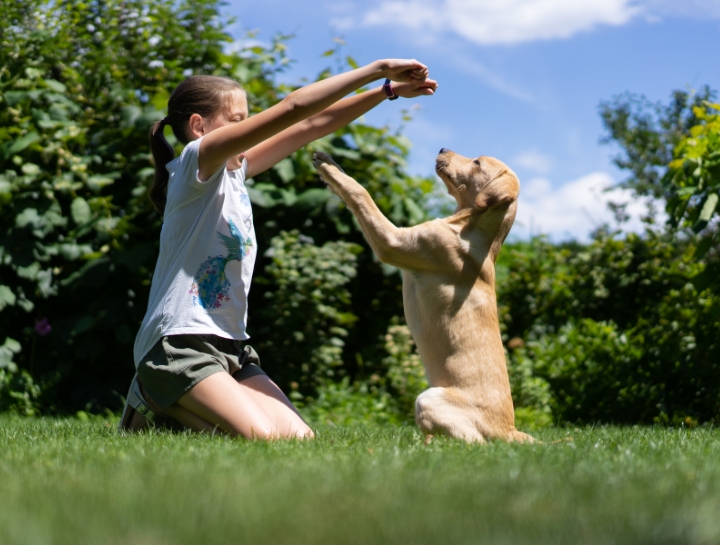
[439,148,450,154]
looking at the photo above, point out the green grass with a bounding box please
[1,416,719,545]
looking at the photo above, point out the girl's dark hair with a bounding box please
[149,75,244,215]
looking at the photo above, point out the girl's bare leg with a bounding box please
[172,373,313,439]
[171,372,277,439]
[144,372,313,439]
[161,404,220,434]
[234,374,314,438]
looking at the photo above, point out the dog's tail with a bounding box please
[509,430,574,445]
[509,430,537,444]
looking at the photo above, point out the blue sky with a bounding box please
[225,0,720,240]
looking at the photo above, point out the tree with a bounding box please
[599,87,716,199]
[664,101,720,290]
[600,88,720,292]
[0,0,437,413]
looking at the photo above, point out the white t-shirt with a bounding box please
[133,137,256,365]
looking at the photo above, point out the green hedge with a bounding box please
[500,230,720,425]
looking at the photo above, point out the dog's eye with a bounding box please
[473,159,481,166]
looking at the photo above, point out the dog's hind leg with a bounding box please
[415,387,487,443]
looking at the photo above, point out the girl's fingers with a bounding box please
[386,58,428,76]
[423,79,438,91]
[391,78,438,98]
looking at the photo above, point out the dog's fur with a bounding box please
[313,149,533,443]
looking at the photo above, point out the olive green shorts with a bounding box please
[136,334,267,410]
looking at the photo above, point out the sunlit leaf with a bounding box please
[70,197,92,225]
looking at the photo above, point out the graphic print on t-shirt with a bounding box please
[190,217,253,309]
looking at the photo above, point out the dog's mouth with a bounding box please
[435,155,451,179]
[436,160,461,195]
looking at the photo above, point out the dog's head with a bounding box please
[435,148,520,215]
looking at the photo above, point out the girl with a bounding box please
[119,59,438,439]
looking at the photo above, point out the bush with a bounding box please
[382,319,427,421]
[497,230,720,425]
[0,337,40,415]
[299,377,402,427]
[253,230,362,396]
[505,348,554,429]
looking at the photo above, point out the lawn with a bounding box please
[0,416,719,545]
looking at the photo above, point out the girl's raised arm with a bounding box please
[243,78,438,179]
[197,59,428,180]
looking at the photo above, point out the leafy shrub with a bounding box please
[0,337,40,415]
[253,230,362,396]
[299,377,402,427]
[382,319,427,422]
[505,348,554,429]
[524,319,644,423]
[498,230,720,425]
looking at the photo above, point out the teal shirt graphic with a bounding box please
[190,218,253,309]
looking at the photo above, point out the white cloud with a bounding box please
[360,0,641,45]
[514,150,554,174]
[513,172,664,241]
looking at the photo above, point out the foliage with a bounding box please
[254,230,362,396]
[505,348,553,429]
[664,101,720,290]
[0,337,40,415]
[0,0,437,413]
[299,376,402,426]
[246,106,437,397]
[600,88,720,291]
[520,319,644,423]
[665,101,720,231]
[382,319,427,421]
[599,87,716,200]
[295,319,428,426]
[498,230,720,425]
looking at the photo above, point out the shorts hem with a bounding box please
[159,364,226,411]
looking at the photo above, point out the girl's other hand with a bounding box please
[381,59,429,83]
[392,78,438,98]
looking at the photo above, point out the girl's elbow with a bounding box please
[282,91,310,115]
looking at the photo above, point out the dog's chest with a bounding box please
[401,268,495,332]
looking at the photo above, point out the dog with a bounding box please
[313,149,534,443]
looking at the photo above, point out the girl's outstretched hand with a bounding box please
[392,78,438,98]
[381,59,429,83]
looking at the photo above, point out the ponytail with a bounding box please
[148,76,245,216]
[149,117,174,215]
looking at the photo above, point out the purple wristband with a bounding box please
[383,78,399,101]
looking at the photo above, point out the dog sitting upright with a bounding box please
[313,149,533,443]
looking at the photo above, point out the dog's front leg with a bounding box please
[313,153,420,267]
[313,152,442,271]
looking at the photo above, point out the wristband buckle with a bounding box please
[383,78,399,101]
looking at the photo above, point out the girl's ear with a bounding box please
[188,113,205,139]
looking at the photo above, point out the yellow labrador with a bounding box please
[313,149,533,443]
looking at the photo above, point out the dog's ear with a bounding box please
[474,170,519,212]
